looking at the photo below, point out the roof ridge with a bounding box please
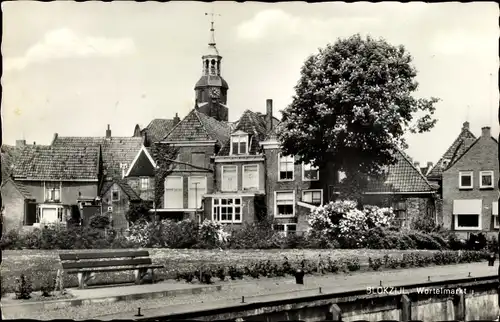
[445,135,498,170]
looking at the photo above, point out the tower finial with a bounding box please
[205,10,220,48]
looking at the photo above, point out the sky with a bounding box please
[2,1,499,166]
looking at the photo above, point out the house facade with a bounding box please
[442,126,498,237]
[3,144,101,231]
[51,125,147,229]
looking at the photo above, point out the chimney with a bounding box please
[427,162,433,169]
[481,126,491,137]
[462,121,470,130]
[106,124,111,138]
[266,99,273,132]
[33,142,36,146]
[53,133,58,142]
[16,140,26,147]
[173,113,181,126]
[414,161,420,171]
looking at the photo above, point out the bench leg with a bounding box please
[77,272,85,289]
[149,269,155,284]
[134,269,145,284]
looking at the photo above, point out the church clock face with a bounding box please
[210,87,221,99]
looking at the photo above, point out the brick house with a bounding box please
[124,145,157,202]
[51,125,146,229]
[3,143,101,231]
[205,100,279,227]
[155,108,230,222]
[362,149,438,229]
[441,126,498,237]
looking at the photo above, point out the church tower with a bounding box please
[194,13,229,122]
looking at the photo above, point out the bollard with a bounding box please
[135,308,143,317]
[380,280,383,286]
[295,269,304,285]
[319,287,322,294]
[468,272,471,277]
[488,253,496,266]
[241,296,245,303]
[428,276,431,282]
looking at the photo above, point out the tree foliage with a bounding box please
[126,201,152,223]
[278,34,438,183]
[151,143,179,209]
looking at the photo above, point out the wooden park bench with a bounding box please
[59,250,164,289]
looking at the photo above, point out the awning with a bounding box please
[493,202,498,216]
[453,199,482,215]
[297,201,318,210]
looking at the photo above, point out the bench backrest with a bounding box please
[59,250,152,270]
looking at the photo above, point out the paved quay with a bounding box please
[2,261,496,320]
[95,261,498,320]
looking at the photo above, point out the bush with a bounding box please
[126,201,152,224]
[225,219,279,249]
[89,214,111,230]
[14,274,33,300]
[467,233,487,251]
[40,272,56,297]
[1,229,23,250]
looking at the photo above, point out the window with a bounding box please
[302,190,323,206]
[493,202,499,229]
[279,154,294,181]
[188,176,207,209]
[38,205,64,224]
[274,223,297,237]
[453,199,482,230]
[191,153,205,168]
[231,135,248,155]
[459,171,473,189]
[480,171,494,189]
[221,165,238,192]
[44,182,61,202]
[393,201,407,228]
[140,177,150,190]
[275,191,295,217]
[164,176,183,209]
[111,188,120,201]
[212,198,242,223]
[242,164,259,191]
[302,163,319,181]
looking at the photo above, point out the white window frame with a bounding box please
[212,198,243,223]
[164,176,184,209]
[458,171,473,189]
[273,223,297,237]
[274,190,295,218]
[44,181,61,202]
[140,177,150,190]
[278,153,294,181]
[221,165,238,192]
[111,187,120,201]
[242,164,259,191]
[230,134,249,155]
[38,205,65,224]
[302,163,319,181]
[454,214,481,231]
[479,171,494,189]
[302,189,323,206]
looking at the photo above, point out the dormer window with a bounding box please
[231,132,248,155]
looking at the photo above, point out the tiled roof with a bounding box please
[163,109,230,146]
[52,136,143,180]
[218,110,271,156]
[427,124,476,179]
[141,119,175,144]
[100,179,141,201]
[1,178,33,199]
[366,149,435,193]
[12,145,100,181]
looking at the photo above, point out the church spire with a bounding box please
[205,11,220,56]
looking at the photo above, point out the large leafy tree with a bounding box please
[278,34,438,196]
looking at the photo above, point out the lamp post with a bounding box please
[193,182,200,223]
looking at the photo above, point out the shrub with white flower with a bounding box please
[198,220,230,246]
[307,199,396,248]
[125,219,151,247]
